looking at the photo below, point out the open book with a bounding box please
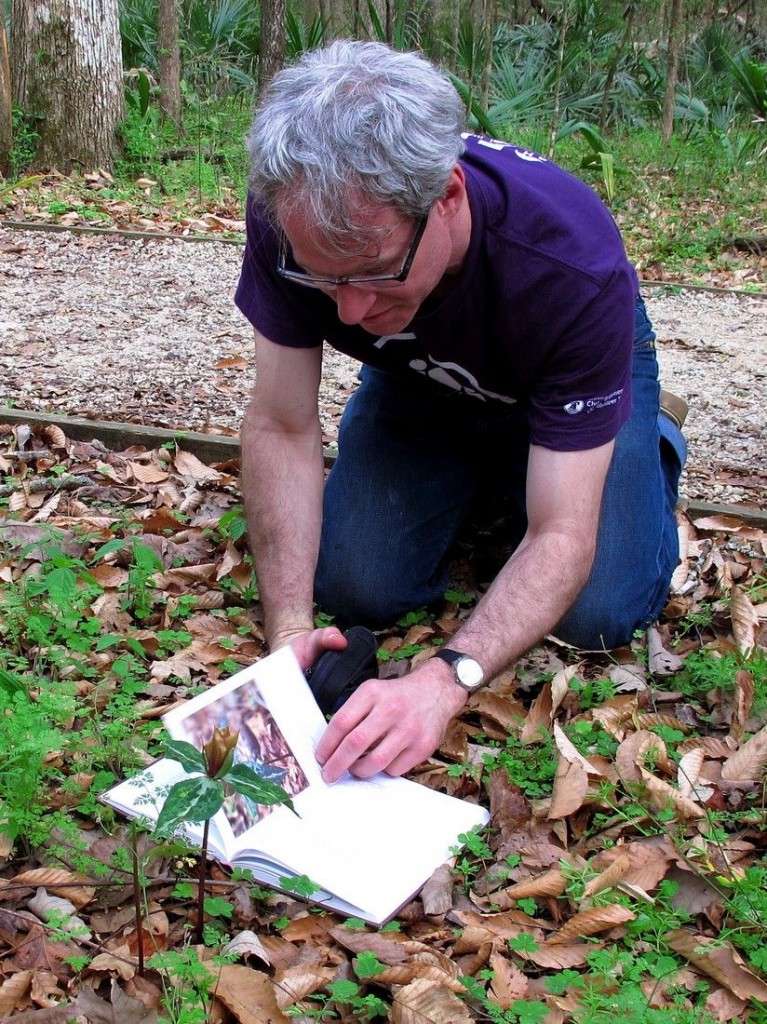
[102,647,490,926]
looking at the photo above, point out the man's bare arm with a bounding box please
[316,439,615,780]
[240,330,326,650]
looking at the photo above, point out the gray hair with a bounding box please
[247,40,467,249]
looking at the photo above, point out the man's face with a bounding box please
[278,171,468,336]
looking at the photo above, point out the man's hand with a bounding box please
[275,626,348,673]
[315,658,468,782]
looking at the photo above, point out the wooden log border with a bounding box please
[1,407,765,528]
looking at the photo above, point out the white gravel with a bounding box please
[1,226,765,506]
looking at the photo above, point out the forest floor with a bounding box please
[0,217,766,1023]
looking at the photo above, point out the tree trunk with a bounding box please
[0,19,12,178]
[661,0,683,141]
[259,0,285,96]
[479,0,496,110]
[11,0,124,173]
[158,0,182,127]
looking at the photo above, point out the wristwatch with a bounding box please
[433,649,485,692]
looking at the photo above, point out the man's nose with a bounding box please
[333,284,378,325]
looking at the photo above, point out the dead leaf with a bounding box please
[0,971,33,1017]
[391,978,474,1023]
[214,964,291,1023]
[648,626,684,675]
[731,670,754,742]
[638,767,706,820]
[730,586,759,655]
[548,755,589,820]
[273,965,336,1008]
[666,930,767,1002]
[720,723,767,781]
[488,950,529,1007]
[520,682,553,744]
[173,449,222,482]
[582,852,631,898]
[9,869,95,909]
[420,863,454,917]
[547,903,636,944]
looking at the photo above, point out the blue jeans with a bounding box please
[315,297,686,650]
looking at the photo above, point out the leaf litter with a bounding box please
[0,422,765,1022]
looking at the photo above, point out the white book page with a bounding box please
[161,648,326,853]
[234,771,489,921]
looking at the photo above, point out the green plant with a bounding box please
[9,108,42,175]
[482,731,557,798]
[156,725,295,940]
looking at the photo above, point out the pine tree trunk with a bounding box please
[158,0,182,127]
[0,20,12,178]
[259,0,285,96]
[661,0,683,141]
[11,0,124,173]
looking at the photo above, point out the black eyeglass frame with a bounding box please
[277,213,429,289]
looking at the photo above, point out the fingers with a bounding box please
[316,680,448,783]
[288,626,347,671]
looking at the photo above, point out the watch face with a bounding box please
[455,656,484,689]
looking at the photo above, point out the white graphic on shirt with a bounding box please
[563,389,624,416]
[372,331,517,404]
[514,149,548,163]
[409,357,516,405]
[372,332,416,349]
[462,134,549,164]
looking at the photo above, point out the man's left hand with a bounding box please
[315,660,467,781]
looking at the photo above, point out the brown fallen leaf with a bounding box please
[720,723,767,781]
[373,963,466,992]
[0,971,33,1017]
[547,903,636,944]
[391,978,474,1023]
[548,755,589,820]
[273,965,337,1009]
[420,863,455,917]
[648,626,684,675]
[731,585,759,655]
[666,929,767,1002]
[6,869,95,909]
[214,964,291,1024]
[638,767,706,820]
[731,669,755,742]
[488,951,529,1008]
[582,852,632,898]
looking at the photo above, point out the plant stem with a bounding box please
[131,823,145,975]
[196,819,210,943]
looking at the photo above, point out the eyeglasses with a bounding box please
[277,214,429,290]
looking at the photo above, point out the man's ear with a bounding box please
[436,165,468,221]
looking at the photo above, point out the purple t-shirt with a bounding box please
[235,134,638,451]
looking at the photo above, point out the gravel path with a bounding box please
[1,225,765,506]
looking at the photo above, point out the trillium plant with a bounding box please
[156,726,295,940]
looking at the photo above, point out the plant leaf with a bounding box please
[164,738,207,775]
[224,762,295,813]
[155,776,224,834]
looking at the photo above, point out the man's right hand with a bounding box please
[274,626,348,673]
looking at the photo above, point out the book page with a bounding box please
[236,773,488,923]
[161,648,324,847]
